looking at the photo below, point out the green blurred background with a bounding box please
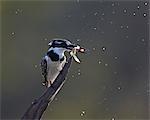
[1,0,149,119]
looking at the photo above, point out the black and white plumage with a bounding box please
[41,38,77,87]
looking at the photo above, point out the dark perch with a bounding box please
[21,57,72,119]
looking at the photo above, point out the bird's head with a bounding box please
[48,38,84,53]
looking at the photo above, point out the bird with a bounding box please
[41,38,84,88]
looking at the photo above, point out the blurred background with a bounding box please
[1,0,149,119]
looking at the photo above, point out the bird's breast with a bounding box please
[47,56,66,72]
[46,58,66,83]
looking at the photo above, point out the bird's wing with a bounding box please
[41,58,48,83]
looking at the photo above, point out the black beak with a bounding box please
[67,44,85,53]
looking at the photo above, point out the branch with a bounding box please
[21,57,73,120]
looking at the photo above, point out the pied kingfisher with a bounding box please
[41,38,84,87]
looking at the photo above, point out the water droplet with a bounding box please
[103,97,107,101]
[114,71,117,74]
[105,63,108,66]
[82,111,85,114]
[123,9,127,13]
[93,47,96,51]
[137,5,140,9]
[102,13,105,16]
[120,25,123,28]
[112,11,115,14]
[35,65,38,68]
[78,72,81,75]
[15,11,18,14]
[94,12,98,16]
[111,117,115,120]
[15,8,23,15]
[98,61,102,64]
[112,3,115,6]
[102,46,106,51]
[117,86,121,90]
[114,56,118,59]
[18,8,22,12]
[72,75,75,78]
[141,38,145,42]
[126,35,129,38]
[93,27,97,30]
[80,110,86,116]
[143,13,147,17]
[77,0,80,3]
[44,38,48,41]
[77,39,80,42]
[144,2,148,6]
[133,12,136,16]
[11,32,15,35]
